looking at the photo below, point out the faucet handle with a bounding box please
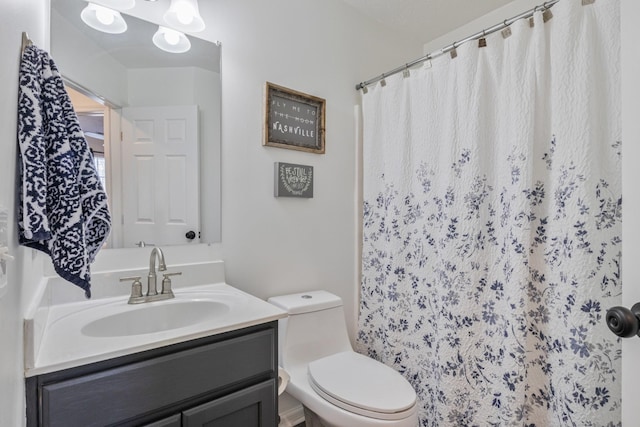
[120,276,144,304]
[161,272,181,297]
[163,272,182,278]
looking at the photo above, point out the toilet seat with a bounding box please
[307,351,417,421]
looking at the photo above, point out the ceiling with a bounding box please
[51,0,220,72]
[52,0,516,70]
[339,0,515,44]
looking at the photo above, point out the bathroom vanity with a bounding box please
[23,261,287,427]
[26,322,278,427]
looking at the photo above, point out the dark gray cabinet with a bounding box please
[182,381,275,426]
[145,415,181,427]
[26,323,278,427]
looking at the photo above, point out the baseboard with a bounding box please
[279,403,305,427]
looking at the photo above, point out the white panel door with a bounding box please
[121,106,199,248]
[621,0,640,424]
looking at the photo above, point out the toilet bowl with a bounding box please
[268,291,418,427]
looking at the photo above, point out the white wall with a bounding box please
[0,1,48,424]
[208,0,423,341]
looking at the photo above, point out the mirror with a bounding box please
[50,0,221,248]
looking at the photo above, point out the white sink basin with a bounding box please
[25,283,288,376]
[81,299,231,337]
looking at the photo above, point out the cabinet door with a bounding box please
[182,379,276,427]
[38,329,275,427]
[144,414,181,427]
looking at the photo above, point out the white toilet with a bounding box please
[268,291,418,427]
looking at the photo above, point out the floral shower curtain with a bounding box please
[357,0,621,426]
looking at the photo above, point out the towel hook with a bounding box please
[0,247,14,262]
[21,32,33,56]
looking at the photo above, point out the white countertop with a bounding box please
[25,282,287,377]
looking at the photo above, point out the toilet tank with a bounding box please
[268,291,353,369]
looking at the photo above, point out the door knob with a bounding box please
[606,303,640,338]
[185,230,196,240]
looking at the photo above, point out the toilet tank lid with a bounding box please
[267,291,342,314]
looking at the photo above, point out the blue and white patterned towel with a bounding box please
[17,44,111,298]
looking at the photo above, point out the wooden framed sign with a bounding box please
[264,82,326,154]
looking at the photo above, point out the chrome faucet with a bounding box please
[147,247,167,297]
[120,247,181,304]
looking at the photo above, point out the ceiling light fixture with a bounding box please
[99,0,136,9]
[163,0,205,33]
[152,26,191,53]
[80,3,128,34]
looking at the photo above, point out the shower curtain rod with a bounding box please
[355,0,561,91]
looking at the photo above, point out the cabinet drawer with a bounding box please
[182,379,276,427]
[144,414,181,427]
[40,329,275,427]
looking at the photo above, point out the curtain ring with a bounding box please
[449,41,458,59]
[478,30,488,48]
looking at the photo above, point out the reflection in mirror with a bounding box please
[50,0,221,249]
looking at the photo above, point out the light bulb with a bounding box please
[163,29,181,45]
[176,6,194,25]
[153,26,191,53]
[80,3,127,34]
[95,7,115,25]
[163,0,205,32]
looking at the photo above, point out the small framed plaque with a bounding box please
[274,162,313,198]
[264,82,326,154]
